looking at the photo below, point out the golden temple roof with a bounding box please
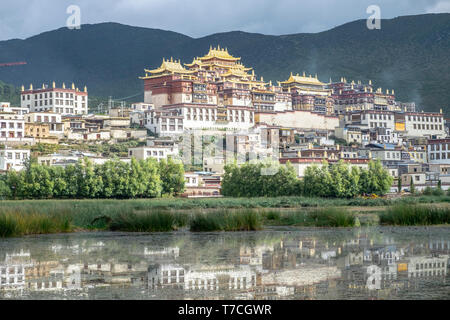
[141,57,195,78]
[198,45,241,61]
[222,68,252,78]
[280,73,325,86]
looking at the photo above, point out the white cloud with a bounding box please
[426,0,450,13]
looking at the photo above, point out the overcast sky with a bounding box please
[0,0,449,41]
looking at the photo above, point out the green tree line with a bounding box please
[222,160,393,198]
[0,157,185,199]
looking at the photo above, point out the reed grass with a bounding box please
[0,210,73,237]
[1,196,449,237]
[379,204,450,226]
[108,210,188,232]
[264,208,356,227]
[190,210,262,232]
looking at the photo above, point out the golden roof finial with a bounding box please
[217,44,220,50]
[303,71,306,77]
[392,89,395,95]
[84,86,87,92]
[369,79,372,85]
[52,81,56,88]
[42,83,45,89]
[170,57,173,62]
[30,84,33,90]
[72,83,75,90]
[290,72,293,77]
[62,82,65,89]
[21,85,24,91]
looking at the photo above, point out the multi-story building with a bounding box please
[0,111,25,140]
[25,112,64,137]
[427,139,450,164]
[21,82,88,115]
[343,110,396,131]
[280,73,332,114]
[128,145,179,162]
[0,148,30,171]
[401,112,446,138]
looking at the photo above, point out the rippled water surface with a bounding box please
[0,226,449,299]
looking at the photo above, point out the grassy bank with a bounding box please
[0,196,449,237]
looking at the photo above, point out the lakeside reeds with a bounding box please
[109,211,188,232]
[0,210,72,237]
[264,208,356,227]
[0,196,448,237]
[190,210,262,232]
[379,204,450,225]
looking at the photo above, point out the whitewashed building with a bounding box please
[0,148,30,171]
[128,145,179,162]
[21,83,88,115]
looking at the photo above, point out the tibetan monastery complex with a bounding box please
[1,45,448,192]
[140,46,423,136]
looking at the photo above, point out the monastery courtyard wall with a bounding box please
[256,110,339,131]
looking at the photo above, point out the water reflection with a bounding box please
[0,227,449,300]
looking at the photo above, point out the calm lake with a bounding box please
[0,226,449,300]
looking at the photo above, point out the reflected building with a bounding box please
[1,228,449,300]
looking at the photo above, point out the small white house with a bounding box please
[0,148,30,171]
